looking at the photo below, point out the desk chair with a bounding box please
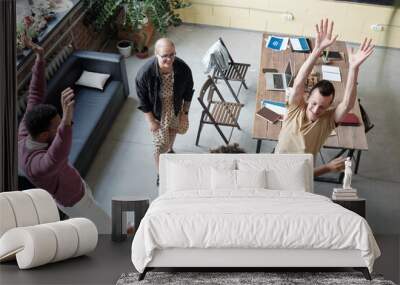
[196,76,243,146]
[355,99,374,174]
[211,38,250,104]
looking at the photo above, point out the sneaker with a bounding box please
[156,174,159,186]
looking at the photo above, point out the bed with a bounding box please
[131,154,380,280]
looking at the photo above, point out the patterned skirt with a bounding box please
[152,93,179,155]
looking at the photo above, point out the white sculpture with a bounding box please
[342,157,353,190]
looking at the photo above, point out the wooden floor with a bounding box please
[0,235,398,285]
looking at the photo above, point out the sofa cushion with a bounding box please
[75,70,110,90]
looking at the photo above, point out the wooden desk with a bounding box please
[252,33,368,155]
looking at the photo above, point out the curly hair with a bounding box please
[25,104,58,138]
[209,143,246,153]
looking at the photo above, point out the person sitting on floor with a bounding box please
[18,37,111,233]
[275,19,374,176]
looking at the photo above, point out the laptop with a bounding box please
[265,61,294,91]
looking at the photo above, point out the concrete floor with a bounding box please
[2,24,400,285]
[0,235,398,284]
[87,24,400,235]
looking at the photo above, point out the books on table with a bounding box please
[332,188,358,200]
[256,107,281,123]
[290,37,310,52]
[260,100,287,117]
[266,36,289,51]
[339,113,361,126]
[322,65,341,82]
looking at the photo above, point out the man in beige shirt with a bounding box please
[275,19,374,176]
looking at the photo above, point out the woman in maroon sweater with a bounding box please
[18,39,110,234]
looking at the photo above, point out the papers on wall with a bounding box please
[261,99,287,117]
[289,37,310,52]
[266,36,289,51]
[322,65,341,82]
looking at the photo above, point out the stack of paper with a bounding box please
[332,188,358,200]
[322,65,341,82]
[266,36,289,51]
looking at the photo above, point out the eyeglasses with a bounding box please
[158,52,176,60]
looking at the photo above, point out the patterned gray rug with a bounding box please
[116,271,396,285]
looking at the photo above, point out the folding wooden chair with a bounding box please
[196,76,244,146]
[211,37,250,104]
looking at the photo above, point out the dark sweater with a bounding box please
[135,56,194,120]
[18,59,84,207]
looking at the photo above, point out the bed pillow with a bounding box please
[266,161,307,191]
[211,169,267,190]
[75,70,110,90]
[236,169,267,189]
[168,160,235,191]
[237,159,308,191]
[211,168,236,190]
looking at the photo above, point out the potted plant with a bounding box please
[83,0,190,48]
[134,30,149,58]
[117,40,133,58]
[117,1,154,50]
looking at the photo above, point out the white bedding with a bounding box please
[131,190,380,273]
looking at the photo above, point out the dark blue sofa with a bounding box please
[19,51,129,189]
[44,50,129,177]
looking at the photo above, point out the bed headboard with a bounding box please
[159,153,314,196]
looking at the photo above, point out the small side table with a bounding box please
[112,196,150,242]
[332,198,366,218]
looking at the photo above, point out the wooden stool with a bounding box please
[111,196,149,242]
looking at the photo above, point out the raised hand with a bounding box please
[314,19,338,51]
[61,87,75,126]
[348,38,374,69]
[327,157,346,173]
[22,32,44,58]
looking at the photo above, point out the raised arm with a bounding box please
[29,88,75,177]
[24,35,46,111]
[18,37,45,140]
[334,38,374,122]
[290,19,338,106]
